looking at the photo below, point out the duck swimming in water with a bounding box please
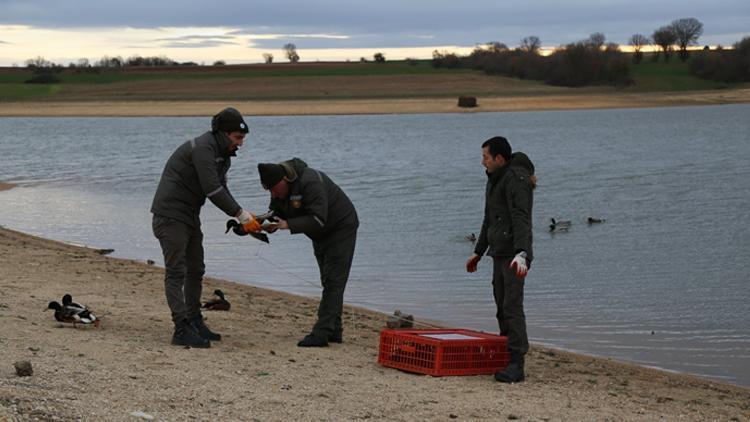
[47,299,99,327]
[587,217,605,224]
[549,218,571,233]
[465,233,477,242]
[202,289,231,311]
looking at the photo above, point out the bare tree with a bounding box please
[588,32,606,50]
[629,34,650,64]
[671,18,704,62]
[25,56,52,68]
[652,26,677,62]
[520,36,541,53]
[263,53,274,64]
[283,43,299,63]
[486,41,508,53]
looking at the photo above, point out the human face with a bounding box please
[481,146,506,173]
[268,179,290,199]
[227,131,246,153]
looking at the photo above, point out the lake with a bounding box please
[1,104,748,386]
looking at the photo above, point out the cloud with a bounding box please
[0,0,748,51]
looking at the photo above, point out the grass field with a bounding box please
[0,58,743,102]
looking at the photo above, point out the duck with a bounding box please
[202,289,231,311]
[225,220,269,243]
[549,218,572,233]
[47,300,99,327]
[587,217,606,224]
[62,293,85,311]
[464,233,477,243]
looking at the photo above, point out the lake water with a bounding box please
[1,104,749,387]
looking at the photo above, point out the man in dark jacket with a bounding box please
[257,158,359,347]
[151,107,260,348]
[466,136,535,383]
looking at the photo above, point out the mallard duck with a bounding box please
[549,218,572,233]
[62,294,85,311]
[202,289,230,311]
[225,220,269,243]
[587,217,606,224]
[47,300,99,327]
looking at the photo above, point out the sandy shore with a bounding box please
[1,227,748,420]
[0,89,749,117]
[0,183,16,191]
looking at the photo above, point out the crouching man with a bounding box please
[258,158,359,347]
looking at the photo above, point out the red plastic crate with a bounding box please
[378,329,509,376]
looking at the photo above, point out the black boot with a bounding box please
[190,315,221,341]
[495,351,525,383]
[297,333,329,347]
[172,319,211,348]
[328,331,343,344]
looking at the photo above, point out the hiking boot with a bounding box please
[297,334,329,347]
[328,331,343,344]
[190,316,221,341]
[495,351,524,383]
[172,320,210,348]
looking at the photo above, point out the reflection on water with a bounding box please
[1,104,749,386]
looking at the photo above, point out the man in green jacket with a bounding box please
[466,136,535,383]
[151,107,259,348]
[257,158,359,347]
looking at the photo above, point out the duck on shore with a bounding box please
[202,289,231,311]
[47,295,98,327]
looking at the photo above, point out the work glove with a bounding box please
[237,209,262,233]
[466,254,481,273]
[509,251,528,278]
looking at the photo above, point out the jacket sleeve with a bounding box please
[474,200,490,256]
[191,142,241,217]
[506,174,533,255]
[287,177,328,237]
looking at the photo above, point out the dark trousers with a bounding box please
[152,214,205,324]
[311,229,357,338]
[492,256,529,356]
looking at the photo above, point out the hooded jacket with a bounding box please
[151,131,242,227]
[268,158,358,242]
[474,152,535,261]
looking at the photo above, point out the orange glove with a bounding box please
[238,210,262,233]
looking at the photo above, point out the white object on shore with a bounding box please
[130,411,154,420]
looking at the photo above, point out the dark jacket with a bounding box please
[268,158,358,242]
[474,152,535,261]
[151,131,242,228]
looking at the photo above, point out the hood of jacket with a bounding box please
[278,157,308,183]
[509,152,534,175]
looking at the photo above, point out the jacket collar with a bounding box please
[213,131,236,157]
[486,163,509,185]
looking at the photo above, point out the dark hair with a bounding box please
[481,136,512,162]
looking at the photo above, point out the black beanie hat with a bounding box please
[211,107,249,134]
[258,163,286,189]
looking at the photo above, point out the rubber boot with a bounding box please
[172,319,211,348]
[495,351,525,383]
[190,315,221,341]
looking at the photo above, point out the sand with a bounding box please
[0,88,749,117]
[1,226,749,421]
[0,183,16,192]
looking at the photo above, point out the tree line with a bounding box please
[432,17,749,87]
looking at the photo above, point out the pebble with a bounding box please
[14,360,33,377]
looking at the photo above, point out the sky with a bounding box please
[0,0,748,66]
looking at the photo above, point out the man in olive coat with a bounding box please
[151,107,257,348]
[466,136,535,383]
[258,158,359,347]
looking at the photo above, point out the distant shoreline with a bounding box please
[1,89,749,116]
[0,182,16,191]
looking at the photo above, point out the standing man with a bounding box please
[257,158,358,347]
[466,136,536,383]
[151,107,260,348]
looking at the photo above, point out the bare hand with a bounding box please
[276,218,289,230]
[262,223,279,233]
[466,254,481,273]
